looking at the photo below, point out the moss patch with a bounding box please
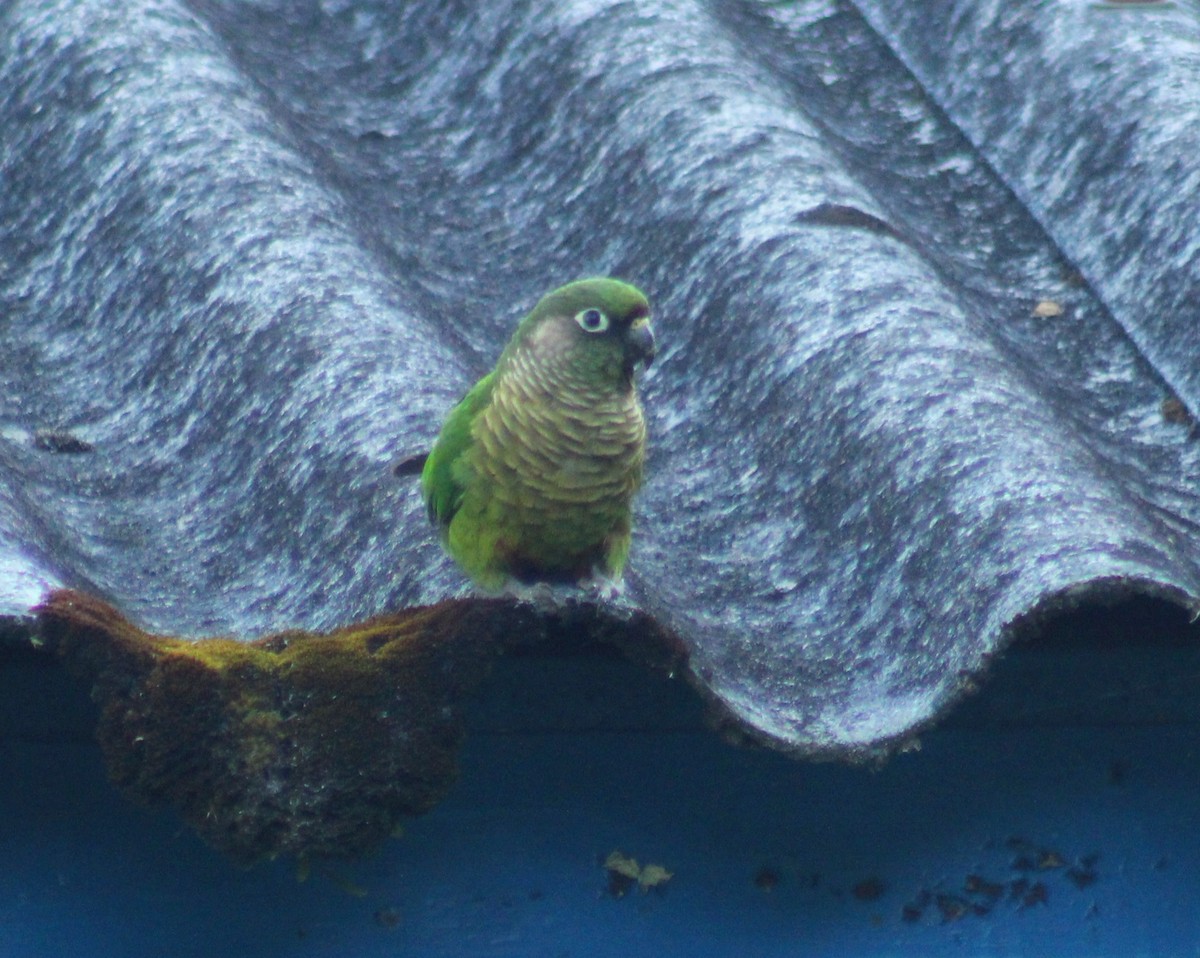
[36,590,499,863]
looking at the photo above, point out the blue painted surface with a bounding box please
[3,603,1200,957]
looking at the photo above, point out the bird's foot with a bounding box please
[501,579,559,612]
[577,572,624,603]
[499,574,623,609]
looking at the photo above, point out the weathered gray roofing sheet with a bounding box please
[2,0,1199,755]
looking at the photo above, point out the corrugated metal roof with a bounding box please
[2,0,1198,758]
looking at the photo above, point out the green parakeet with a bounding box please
[420,278,656,591]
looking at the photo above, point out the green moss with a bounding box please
[36,590,499,863]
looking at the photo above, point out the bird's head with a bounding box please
[508,277,656,388]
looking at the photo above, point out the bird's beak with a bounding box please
[627,316,656,367]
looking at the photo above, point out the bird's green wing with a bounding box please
[420,372,495,527]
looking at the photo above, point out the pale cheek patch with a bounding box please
[528,317,573,359]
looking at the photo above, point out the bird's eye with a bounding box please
[574,308,609,333]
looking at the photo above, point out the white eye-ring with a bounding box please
[574,307,609,333]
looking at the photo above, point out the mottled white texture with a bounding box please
[855,0,1200,406]
[2,0,1200,755]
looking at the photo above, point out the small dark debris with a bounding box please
[753,866,781,892]
[529,889,544,901]
[605,870,636,899]
[373,907,402,929]
[852,876,886,902]
[936,894,970,923]
[391,451,428,477]
[964,874,1005,900]
[1108,760,1128,786]
[794,202,908,245]
[898,840,1096,927]
[32,429,94,454]
[1067,854,1099,889]
[364,633,390,655]
[1162,396,1197,434]
[1066,866,1097,890]
[1020,881,1048,909]
[901,888,931,923]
